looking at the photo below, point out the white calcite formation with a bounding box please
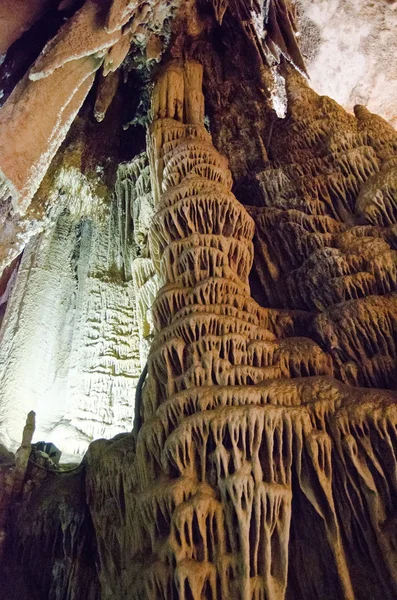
[296,0,397,128]
[0,167,141,458]
[116,154,160,368]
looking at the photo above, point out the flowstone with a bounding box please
[93,61,397,600]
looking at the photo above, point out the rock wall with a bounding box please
[0,166,141,458]
[249,74,397,391]
[296,0,397,128]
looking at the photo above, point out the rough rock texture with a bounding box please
[105,60,396,600]
[296,0,397,127]
[0,150,141,457]
[118,153,160,366]
[0,1,397,599]
[0,411,35,559]
[0,0,180,215]
[6,59,393,600]
[249,75,397,391]
[0,0,54,55]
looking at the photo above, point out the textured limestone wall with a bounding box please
[0,210,84,451]
[296,0,397,127]
[81,61,397,600]
[118,154,160,367]
[249,74,397,391]
[0,168,141,458]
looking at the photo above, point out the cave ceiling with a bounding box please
[1,0,396,126]
[297,0,397,128]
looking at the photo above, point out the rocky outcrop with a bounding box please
[249,74,397,391]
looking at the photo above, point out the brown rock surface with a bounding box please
[0,0,180,215]
[0,0,54,55]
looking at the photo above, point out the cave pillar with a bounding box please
[136,60,293,599]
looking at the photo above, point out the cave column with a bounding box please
[135,59,293,600]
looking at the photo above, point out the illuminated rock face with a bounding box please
[296,0,397,128]
[0,171,141,457]
[125,154,160,367]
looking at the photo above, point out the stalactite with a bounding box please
[0,0,182,215]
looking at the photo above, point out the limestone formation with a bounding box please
[0,161,141,457]
[296,0,397,127]
[0,411,34,559]
[249,74,397,390]
[0,2,397,600]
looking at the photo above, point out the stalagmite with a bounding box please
[121,60,349,600]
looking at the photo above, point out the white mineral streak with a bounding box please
[270,69,288,118]
[250,6,266,39]
[0,165,106,283]
[116,154,160,367]
[296,0,397,127]
[0,169,141,459]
